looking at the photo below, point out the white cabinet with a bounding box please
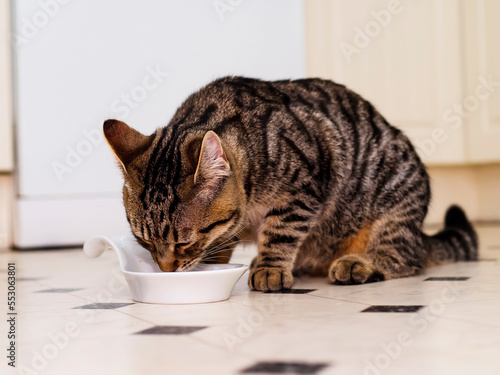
[11,0,306,247]
[305,0,500,165]
[462,0,500,163]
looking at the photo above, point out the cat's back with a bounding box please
[203,76,399,141]
[188,75,426,177]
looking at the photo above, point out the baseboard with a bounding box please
[0,175,13,249]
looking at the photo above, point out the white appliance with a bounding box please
[11,0,306,247]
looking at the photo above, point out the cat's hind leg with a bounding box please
[328,218,426,285]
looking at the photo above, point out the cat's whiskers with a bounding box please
[178,257,202,272]
[203,241,249,256]
[206,234,243,251]
[205,237,253,253]
[200,255,233,262]
[200,243,247,260]
[176,240,251,271]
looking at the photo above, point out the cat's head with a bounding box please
[103,119,245,272]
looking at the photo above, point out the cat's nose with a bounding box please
[157,258,179,272]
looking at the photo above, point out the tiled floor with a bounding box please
[1,225,500,375]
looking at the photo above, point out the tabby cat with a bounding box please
[103,76,478,291]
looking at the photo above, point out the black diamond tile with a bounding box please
[265,289,317,294]
[36,288,82,293]
[135,326,207,335]
[362,305,423,313]
[424,277,469,281]
[73,303,134,310]
[241,361,328,374]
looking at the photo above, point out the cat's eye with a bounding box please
[199,212,237,234]
[136,237,155,251]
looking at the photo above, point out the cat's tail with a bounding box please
[423,205,478,266]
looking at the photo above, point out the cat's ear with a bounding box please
[103,119,154,173]
[194,131,230,185]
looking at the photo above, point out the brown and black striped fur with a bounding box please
[103,76,478,291]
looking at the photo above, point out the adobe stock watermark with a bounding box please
[223,293,284,353]
[212,0,244,22]
[17,267,127,375]
[415,74,499,158]
[340,0,403,63]
[10,0,73,47]
[363,281,464,375]
[51,65,169,182]
[110,65,170,118]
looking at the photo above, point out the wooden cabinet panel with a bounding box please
[306,0,467,165]
[461,0,500,163]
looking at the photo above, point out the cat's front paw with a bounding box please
[328,255,384,285]
[248,266,294,292]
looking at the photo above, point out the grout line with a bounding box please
[190,335,259,361]
[306,293,373,306]
[113,308,159,326]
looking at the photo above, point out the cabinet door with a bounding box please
[461,0,500,163]
[305,0,465,165]
[12,0,306,247]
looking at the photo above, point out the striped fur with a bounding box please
[103,76,478,290]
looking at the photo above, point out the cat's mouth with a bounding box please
[154,254,203,272]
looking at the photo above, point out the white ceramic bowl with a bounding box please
[83,235,248,304]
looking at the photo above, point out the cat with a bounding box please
[103,76,478,291]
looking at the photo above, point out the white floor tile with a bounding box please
[3,224,500,374]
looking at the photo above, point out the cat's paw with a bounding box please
[248,266,294,292]
[328,255,384,285]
